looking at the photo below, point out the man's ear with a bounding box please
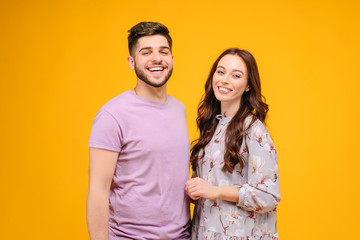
[128,56,135,70]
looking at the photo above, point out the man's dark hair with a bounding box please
[128,22,172,56]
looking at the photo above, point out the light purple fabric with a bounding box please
[89,90,191,240]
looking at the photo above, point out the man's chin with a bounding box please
[149,80,168,88]
[135,68,173,88]
[140,78,168,88]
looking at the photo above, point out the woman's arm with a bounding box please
[186,177,239,202]
[185,120,280,213]
[237,120,280,213]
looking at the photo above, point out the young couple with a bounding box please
[87,22,280,240]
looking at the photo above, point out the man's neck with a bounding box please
[134,81,167,103]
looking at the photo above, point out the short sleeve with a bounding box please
[88,109,122,152]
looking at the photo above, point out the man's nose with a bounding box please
[151,52,162,63]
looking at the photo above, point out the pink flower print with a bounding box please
[269,142,275,151]
[242,146,247,154]
[245,213,256,232]
[231,212,240,220]
[256,223,270,237]
[264,168,279,183]
[210,200,221,214]
[209,158,215,171]
[225,208,242,221]
[251,156,264,174]
[211,200,220,209]
[254,126,267,147]
[231,209,242,220]
[268,140,277,159]
[248,213,256,221]
[255,168,278,189]
[240,146,248,163]
[204,227,217,239]
[214,136,222,143]
[254,127,263,141]
[256,179,268,188]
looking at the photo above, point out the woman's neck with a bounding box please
[221,101,240,117]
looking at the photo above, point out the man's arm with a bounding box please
[87,147,118,240]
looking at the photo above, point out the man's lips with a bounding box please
[147,66,166,72]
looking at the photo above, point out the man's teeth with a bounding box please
[149,67,164,72]
[219,87,231,93]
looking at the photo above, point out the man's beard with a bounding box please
[135,65,173,88]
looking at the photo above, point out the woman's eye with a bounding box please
[217,70,224,74]
[233,74,241,78]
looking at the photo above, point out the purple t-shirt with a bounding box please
[89,90,191,240]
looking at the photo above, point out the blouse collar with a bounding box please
[216,114,232,124]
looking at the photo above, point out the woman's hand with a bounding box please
[185,177,218,201]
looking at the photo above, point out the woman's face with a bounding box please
[212,54,250,112]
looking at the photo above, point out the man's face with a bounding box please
[128,35,173,88]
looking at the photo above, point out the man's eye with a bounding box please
[161,51,169,55]
[142,52,150,55]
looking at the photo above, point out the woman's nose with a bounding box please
[220,74,230,84]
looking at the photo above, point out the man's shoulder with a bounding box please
[167,95,185,109]
[101,90,133,114]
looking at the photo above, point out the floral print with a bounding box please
[192,115,280,240]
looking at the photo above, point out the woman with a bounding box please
[186,48,280,240]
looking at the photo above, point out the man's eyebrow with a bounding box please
[138,47,152,52]
[138,46,170,52]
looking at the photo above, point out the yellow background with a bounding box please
[1,0,359,239]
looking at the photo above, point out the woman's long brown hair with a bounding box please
[190,48,269,174]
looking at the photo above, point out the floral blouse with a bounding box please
[191,115,280,240]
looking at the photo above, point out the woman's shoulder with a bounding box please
[245,115,268,136]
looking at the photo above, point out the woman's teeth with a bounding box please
[218,86,231,93]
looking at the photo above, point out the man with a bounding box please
[86,22,191,240]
